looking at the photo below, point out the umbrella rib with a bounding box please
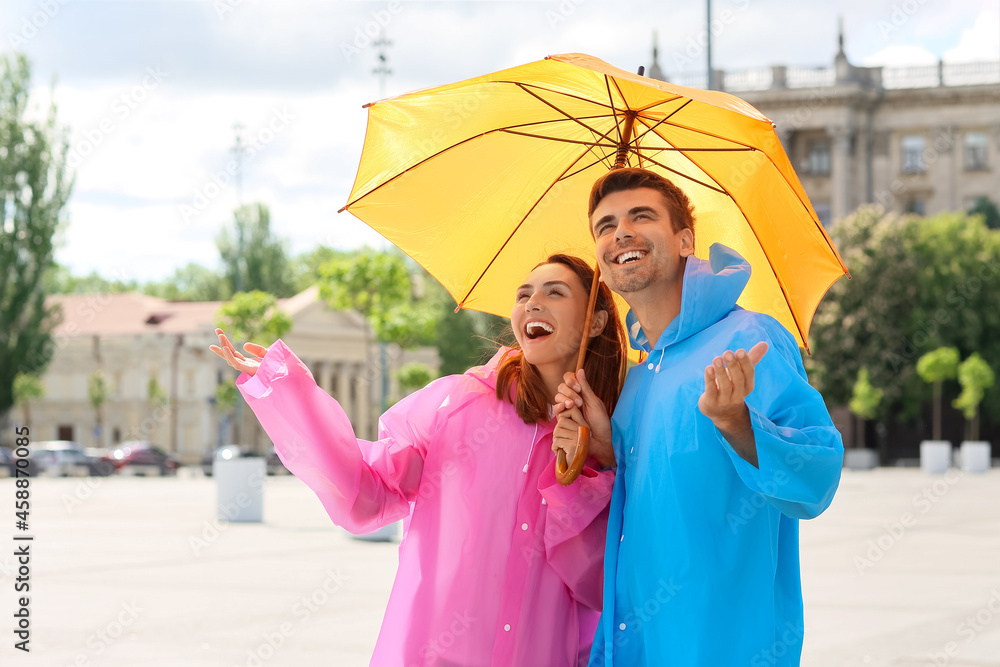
[499,129,618,149]
[635,116,736,194]
[631,99,693,145]
[456,145,597,309]
[634,95,686,113]
[605,76,623,145]
[610,77,632,112]
[635,152,728,195]
[344,117,613,208]
[514,83,620,147]
[558,146,622,182]
[635,118,810,347]
[499,80,617,112]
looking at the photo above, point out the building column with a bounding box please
[317,361,333,397]
[337,362,353,425]
[355,364,371,440]
[932,125,958,211]
[829,126,853,223]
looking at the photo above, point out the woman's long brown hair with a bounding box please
[495,254,627,424]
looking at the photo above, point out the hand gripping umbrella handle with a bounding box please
[554,266,602,486]
[555,426,590,485]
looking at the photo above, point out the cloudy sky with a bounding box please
[3,0,998,284]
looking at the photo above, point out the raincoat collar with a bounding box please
[626,243,751,353]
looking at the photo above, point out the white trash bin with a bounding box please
[920,440,952,475]
[959,441,991,474]
[214,457,266,522]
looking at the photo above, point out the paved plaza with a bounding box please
[0,467,997,667]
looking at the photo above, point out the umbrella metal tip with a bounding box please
[637,65,645,76]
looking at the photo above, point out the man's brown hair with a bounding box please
[588,167,696,238]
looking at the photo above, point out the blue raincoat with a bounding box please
[590,244,844,667]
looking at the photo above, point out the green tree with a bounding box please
[848,368,883,448]
[396,363,434,395]
[43,263,139,294]
[215,290,292,447]
[0,54,72,444]
[147,377,168,410]
[217,203,294,298]
[916,347,960,441]
[143,263,230,301]
[968,196,1000,231]
[215,290,292,346]
[12,373,43,427]
[290,246,354,293]
[953,353,996,441]
[809,207,1000,434]
[88,371,108,445]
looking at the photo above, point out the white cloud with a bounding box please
[861,44,939,66]
[944,6,1000,62]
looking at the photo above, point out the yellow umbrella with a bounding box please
[341,53,849,480]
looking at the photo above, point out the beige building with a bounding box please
[652,32,1000,225]
[23,287,438,463]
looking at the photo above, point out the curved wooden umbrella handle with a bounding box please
[556,425,589,486]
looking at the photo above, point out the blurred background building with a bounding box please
[650,28,1000,226]
[21,288,438,464]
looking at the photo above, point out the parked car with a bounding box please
[0,447,39,478]
[84,448,117,476]
[201,445,252,477]
[202,445,288,476]
[112,442,179,476]
[29,441,100,477]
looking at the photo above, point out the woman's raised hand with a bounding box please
[552,406,589,466]
[209,328,269,377]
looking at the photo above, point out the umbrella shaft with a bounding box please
[614,112,637,168]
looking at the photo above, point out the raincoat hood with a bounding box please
[626,243,751,353]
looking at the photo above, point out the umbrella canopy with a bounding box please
[341,52,849,352]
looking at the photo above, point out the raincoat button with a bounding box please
[619,623,627,630]
[521,523,528,531]
[541,498,546,505]
[647,362,654,370]
[504,624,511,632]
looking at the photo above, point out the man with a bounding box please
[555,168,844,666]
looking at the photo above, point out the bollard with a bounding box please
[214,457,265,522]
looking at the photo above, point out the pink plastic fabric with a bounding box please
[237,341,614,666]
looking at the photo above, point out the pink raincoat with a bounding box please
[237,341,614,666]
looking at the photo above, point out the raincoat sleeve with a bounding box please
[236,339,453,534]
[537,461,615,611]
[710,318,844,520]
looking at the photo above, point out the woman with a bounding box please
[210,254,626,666]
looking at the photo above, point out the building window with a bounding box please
[901,135,926,173]
[185,369,196,395]
[112,371,122,397]
[813,202,832,227]
[113,427,121,444]
[905,199,926,216]
[57,425,74,441]
[964,132,989,171]
[807,142,831,176]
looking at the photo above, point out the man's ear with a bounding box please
[589,309,609,338]
[678,228,695,258]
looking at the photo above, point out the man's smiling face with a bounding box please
[590,187,694,296]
